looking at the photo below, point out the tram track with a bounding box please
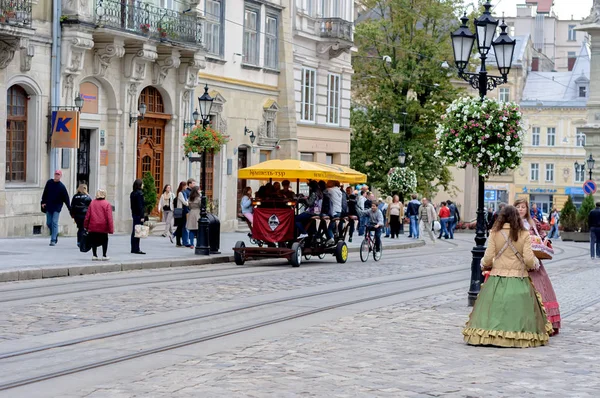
[0,271,467,391]
[0,246,471,303]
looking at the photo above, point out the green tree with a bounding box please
[350,0,464,196]
[560,195,577,232]
[577,194,595,232]
[142,172,157,216]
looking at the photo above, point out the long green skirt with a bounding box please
[463,275,553,348]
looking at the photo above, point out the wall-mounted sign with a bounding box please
[100,129,105,147]
[79,82,98,114]
[51,111,79,148]
[521,187,558,194]
[100,150,109,166]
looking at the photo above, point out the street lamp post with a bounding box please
[398,148,406,167]
[195,84,214,256]
[450,2,516,306]
[575,155,596,181]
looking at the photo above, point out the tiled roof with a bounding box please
[521,41,590,106]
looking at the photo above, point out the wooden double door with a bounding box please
[137,117,166,215]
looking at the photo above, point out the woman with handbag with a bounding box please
[463,205,552,347]
[158,184,175,243]
[514,198,561,335]
[173,181,188,247]
[70,184,92,248]
[185,186,201,248]
[84,189,114,261]
[130,179,146,255]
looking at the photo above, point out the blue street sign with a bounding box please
[583,180,597,195]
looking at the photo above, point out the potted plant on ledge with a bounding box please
[560,195,581,241]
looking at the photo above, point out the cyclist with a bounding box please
[366,201,384,252]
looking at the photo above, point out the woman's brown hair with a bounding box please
[513,198,534,226]
[492,205,525,242]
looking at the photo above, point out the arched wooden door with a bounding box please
[136,87,170,215]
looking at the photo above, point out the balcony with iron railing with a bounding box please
[95,0,202,47]
[318,17,353,42]
[0,0,32,28]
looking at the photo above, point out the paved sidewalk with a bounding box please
[0,232,424,282]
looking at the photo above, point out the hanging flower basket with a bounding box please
[184,125,228,155]
[387,167,417,196]
[435,96,525,177]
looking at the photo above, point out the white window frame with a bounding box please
[546,127,556,146]
[300,67,316,122]
[545,163,554,182]
[161,0,175,10]
[264,14,279,70]
[205,0,223,56]
[300,152,314,162]
[498,88,510,102]
[530,163,539,181]
[326,73,341,125]
[243,4,260,65]
[577,131,586,147]
[532,127,540,146]
[575,166,586,183]
[568,25,576,41]
[579,86,587,98]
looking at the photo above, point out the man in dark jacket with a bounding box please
[588,202,600,258]
[406,194,421,239]
[182,178,196,247]
[41,170,72,246]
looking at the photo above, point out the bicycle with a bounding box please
[360,225,382,262]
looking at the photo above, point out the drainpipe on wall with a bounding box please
[49,0,62,176]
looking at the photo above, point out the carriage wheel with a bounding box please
[234,241,246,265]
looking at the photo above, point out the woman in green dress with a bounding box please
[463,205,553,348]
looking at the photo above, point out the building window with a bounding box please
[139,86,164,113]
[260,150,271,163]
[577,131,586,146]
[300,152,314,162]
[545,164,554,182]
[160,0,175,9]
[326,73,341,125]
[568,25,576,41]
[499,88,510,102]
[530,163,539,181]
[575,166,586,183]
[6,85,27,182]
[205,0,223,56]
[264,15,278,69]
[568,51,576,71]
[579,86,587,98]
[532,127,540,146]
[546,127,555,146]
[243,5,259,65]
[301,67,316,122]
[325,153,333,164]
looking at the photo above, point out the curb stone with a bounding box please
[0,241,425,283]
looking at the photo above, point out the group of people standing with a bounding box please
[463,198,561,348]
[161,178,204,249]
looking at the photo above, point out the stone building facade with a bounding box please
[0,0,53,237]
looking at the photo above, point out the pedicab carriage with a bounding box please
[233,159,367,267]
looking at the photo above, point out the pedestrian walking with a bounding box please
[182,178,196,247]
[130,179,146,255]
[387,195,403,239]
[418,198,436,244]
[70,184,92,248]
[406,194,420,239]
[173,181,188,247]
[515,198,561,335]
[437,201,450,239]
[158,184,175,242]
[84,189,114,261]
[186,186,201,248]
[447,200,460,238]
[548,207,560,239]
[588,202,600,258]
[463,205,552,348]
[40,169,72,246]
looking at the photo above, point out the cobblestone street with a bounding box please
[1,235,599,397]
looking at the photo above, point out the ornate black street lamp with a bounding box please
[575,155,596,181]
[195,84,214,256]
[450,2,516,306]
[184,109,200,129]
[398,148,406,167]
[74,93,84,111]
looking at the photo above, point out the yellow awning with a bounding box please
[322,164,368,184]
[238,159,346,181]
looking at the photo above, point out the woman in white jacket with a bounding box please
[158,184,175,242]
